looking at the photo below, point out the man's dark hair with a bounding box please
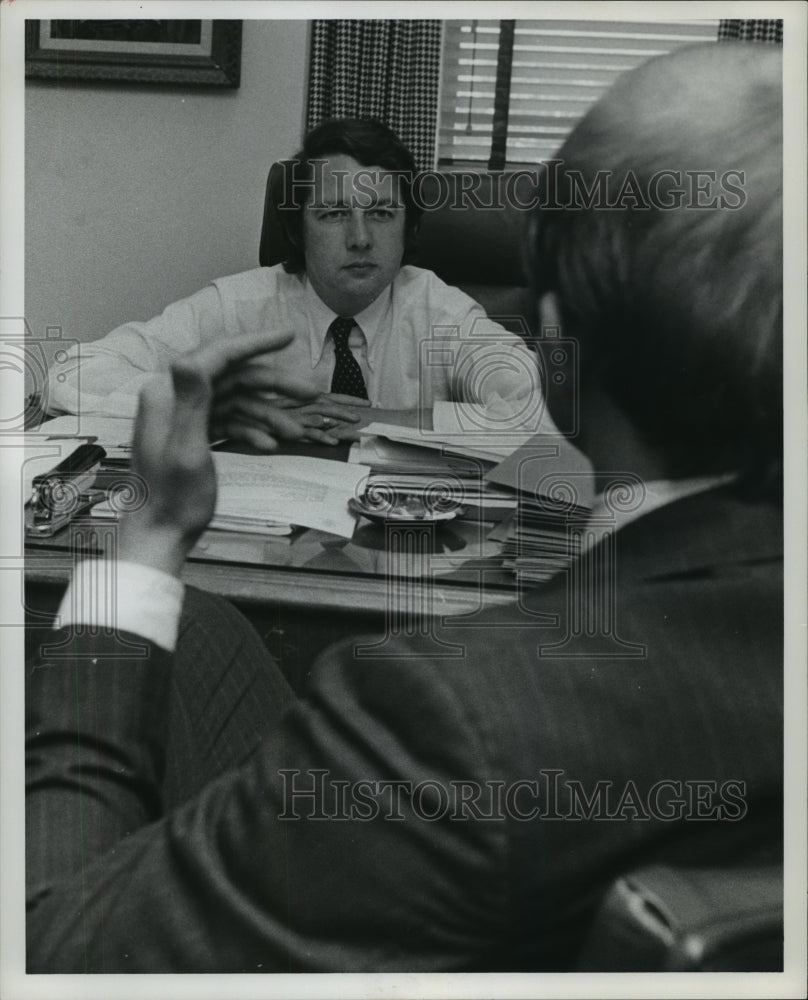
[527,43,783,496]
[272,118,421,274]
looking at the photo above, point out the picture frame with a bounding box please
[25,19,242,88]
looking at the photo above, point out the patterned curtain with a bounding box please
[307,20,442,171]
[718,20,783,43]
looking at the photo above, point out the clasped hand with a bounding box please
[212,355,372,445]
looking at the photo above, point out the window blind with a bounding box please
[438,19,719,168]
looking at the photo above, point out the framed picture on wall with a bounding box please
[25,19,242,87]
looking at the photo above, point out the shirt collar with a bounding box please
[303,275,393,370]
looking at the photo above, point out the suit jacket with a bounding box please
[25,485,783,972]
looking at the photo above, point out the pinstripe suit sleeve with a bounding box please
[26,629,174,903]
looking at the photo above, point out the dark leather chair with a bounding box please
[259,166,539,336]
[576,864,783,971]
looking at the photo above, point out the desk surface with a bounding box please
[26,522,519,615]
[25,440,523,616]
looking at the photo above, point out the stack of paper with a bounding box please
[212,453,369,539]
[351,416,528,524]
[88,496,295,536]
[90,453,370,540]
[349,434,489,476]
[432,401,543,459]
[362,472,518,518]
[207,512,294,536]
[355,421,522,465]
[353,403,548,469]
[350,409,592,558]
[486,433,595,583]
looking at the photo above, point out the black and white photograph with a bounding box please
[1,1,805,998]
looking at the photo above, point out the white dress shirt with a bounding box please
[47,265,541,417]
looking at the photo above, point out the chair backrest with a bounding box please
[258,166,538,335]
[576,863,783,972]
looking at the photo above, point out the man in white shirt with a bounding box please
[46,118,543,450]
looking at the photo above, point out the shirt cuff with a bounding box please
[55,559,185,652]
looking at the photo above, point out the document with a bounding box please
[359,422,505,462]
[485,431,594,505]
[357,404,556,465]
[212,453,370,539]
[432,401,543,458]
[349,435,489,476]
[35,415,134,458]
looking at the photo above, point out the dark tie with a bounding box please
[329,316,368,399]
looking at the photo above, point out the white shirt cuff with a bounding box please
[55,559,185,652]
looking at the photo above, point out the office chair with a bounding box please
[576,863,783,971]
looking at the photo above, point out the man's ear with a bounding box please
[537,291,563,335]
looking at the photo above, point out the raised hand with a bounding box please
[119,331,311,577]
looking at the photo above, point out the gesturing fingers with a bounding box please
[212,395,309,440]
[168,356,216,466]
[130,374,175,474]
[212,392,343,448]
[213,418,283,454]
[126,365,217,561]
[319,393,372,408]
[269,397,363,422]
[217,362,318,402]
[212,412,340,451]
[191,329,296,382]
[298,401,363,423]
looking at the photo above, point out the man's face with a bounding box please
[302,154,407,317]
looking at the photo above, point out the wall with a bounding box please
[25,20,309,376]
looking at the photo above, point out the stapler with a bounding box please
[26,442,107,537]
